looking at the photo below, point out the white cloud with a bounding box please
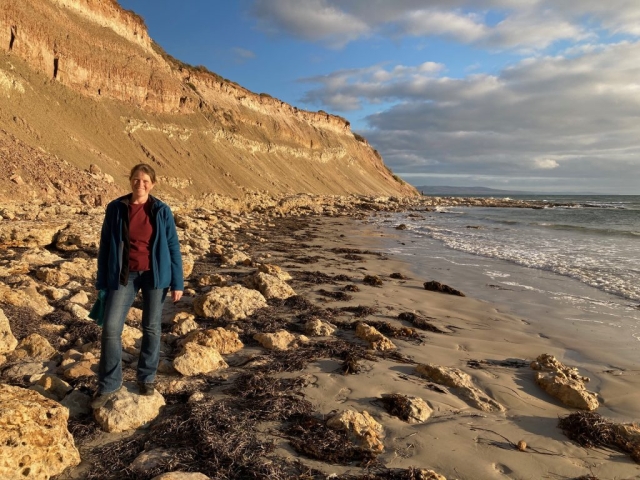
[400,9,487,43]
[533,158,560,169]
[231,47,256,61]
[306,41,640,192]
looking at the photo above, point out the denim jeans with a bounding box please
[98,271,168,394]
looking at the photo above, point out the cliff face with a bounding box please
[0,0,416,200]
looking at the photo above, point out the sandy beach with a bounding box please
[259,215,640,480]
[4,208,640,480]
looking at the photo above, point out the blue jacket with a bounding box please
[96,194,184,292]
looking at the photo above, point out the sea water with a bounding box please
[369,195,640,361]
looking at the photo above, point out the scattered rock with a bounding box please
[355,323,396,351]
[0,284,53,315]
[245,271,296,300]
[221,249,251,266]
[326,409,385,452]
[130,448,175,472]
[0,307,18,354]
[8,333,56,361]
[531,354,599,410]
[29,373,72,401]
[151,473,211,480]
[257,263,292,281]
[416,363,505,412]
[181,328,243,354]
[193,285,267,321]
[254,330,298,351]
[93,383,166,432]
[363,275,383,287]
[380,393,433,423]
[173,343,229,376]
[61,389,92,418]
[304,318,336,336]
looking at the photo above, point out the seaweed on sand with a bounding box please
[318,289,353,301]
[397,312,449,334]
[292,270,337,285]
[81,374,319,480]
[340,305,379,318]
[377,394,416,422]
[333,319,422,343]
[251,339,376,374]
[330,248,383,257]
[343,284,360,292]
[558,411,640,463]
[284,414,379,466]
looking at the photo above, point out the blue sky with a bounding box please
[118,0,640,194]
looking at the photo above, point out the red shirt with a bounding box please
[128,201,153,271]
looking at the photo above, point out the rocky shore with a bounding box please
[1,193,638,480]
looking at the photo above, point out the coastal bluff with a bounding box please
[0,0,415,204]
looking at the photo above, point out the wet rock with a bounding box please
[245,272,296,300]
[0,385,80,479]
[355,323,396,351]
[93,383,166,432]
[193,285,267,321]
[416,363,505,412]
[531,354,599,411]
[423,281,465,296]
[326,409,385,452]
[173,343,228,376]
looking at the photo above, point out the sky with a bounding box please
[117,0,640,194]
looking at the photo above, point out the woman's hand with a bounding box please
[171,290,183,303]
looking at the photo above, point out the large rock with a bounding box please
[58,258,96,280]
[245,272,296,300]
[36,267,70,287]
[326,409,385,452]
[257,263,292,281]
[193,285,267,321]
[0,307,18,354]
[8,334,56,361]
[0,385,80,479]
[0,285,53,316]
[29,374,72,401]
[380,393,433,424]
[182,253,195,279]
[173,343,229,376]
[54,223,99,253]
[415,364,505,412]
[531,354,599,411]
[0,221,67,248]
[355,323,396,351]
[93,384,166,433]
[253,330,298,351]
[220,249,251,266]
[181,328,243,354]
[304,318,336,336]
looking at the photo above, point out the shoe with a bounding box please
[91,386,122,408]
[137,381,156,396]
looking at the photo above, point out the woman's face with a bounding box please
[130,171,155,198]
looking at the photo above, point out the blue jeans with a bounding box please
[98,271,168,394]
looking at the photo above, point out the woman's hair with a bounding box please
[129,163,157,183]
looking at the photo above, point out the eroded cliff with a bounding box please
[0,0,415,201]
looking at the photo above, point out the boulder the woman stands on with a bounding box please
[93,163,183,405]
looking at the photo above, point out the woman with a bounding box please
[93,163,183,405]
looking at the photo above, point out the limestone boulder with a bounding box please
[304,318,336,336]
[0,385,80,479]
[68,290,88,304]
[181,328,243,354]
[257,263,292,281]
[29,374,72,401]
[197,274,229,287]
[93,383,166,432]
[0,307,18,354]
[122,324,143,350]
[193,285,267,321]
[9,334,56,362]
[59,258,96,280]
[245,272,296,300]
[0,285,53,316]
[531,354,599,411]
[173,343,228,376]
[172,315,199,336]
[355,323,396,351]
[55,223,99,253]
[416,363,505,412]
[253,330,298,351]
[380,393,433,424]
[326,409,385,452]
[221,249,251,266]
[182,253,195,279]
[61,389,92,418]
[36,267,70,287]
[0,221,67,248]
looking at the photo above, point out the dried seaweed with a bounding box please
[363,275,383,287]
[344,254,364,261]
[389,273,408,280]
[340,305,379,318]
[284,414,379,466]
[318,289,353,301]
[397,312,448,334]
[333,274,352,282]
[377,394,415,422]
[330,248,383,257]
[332,319,422,343]
[293,270,337,285]
[558,412,640,463]
[67,414,101,443]
[423,281,465,297]
[343,284,360,292]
